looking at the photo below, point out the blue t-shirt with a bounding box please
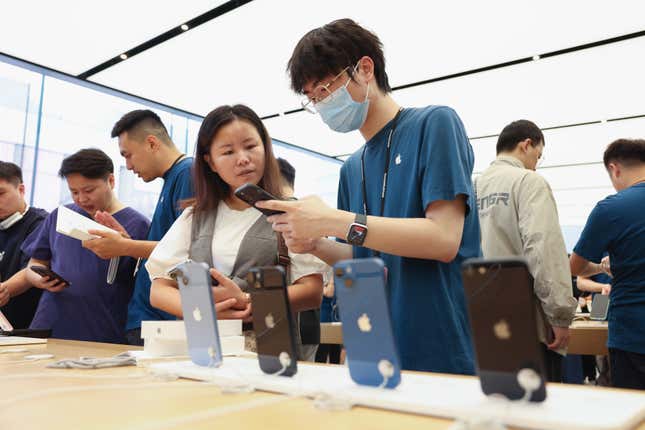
[126,157,194,330]
[22,204,150,343]
[337,106,480,374]
[573,182,645,354]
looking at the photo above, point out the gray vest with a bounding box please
[188,208,305,357]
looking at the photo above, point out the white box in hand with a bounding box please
[56,205,118,241]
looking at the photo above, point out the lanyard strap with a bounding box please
[359,108,403,258]
[360,108,403,217]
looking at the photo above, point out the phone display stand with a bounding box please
[377,358,395,389]
[450,368,542,430]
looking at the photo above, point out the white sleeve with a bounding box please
[145,208,193,281]
[288,251,328,284]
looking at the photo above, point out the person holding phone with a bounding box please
[146,104,324,358]
[0,162,48,329]
[79,110,194,346]
[2,149,149,343]
[258,19,480,374]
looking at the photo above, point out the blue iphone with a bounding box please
[333,258,401,388]
[170,260,223,367]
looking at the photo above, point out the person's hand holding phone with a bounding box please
[260,195,338,240]
[27,266,68,293]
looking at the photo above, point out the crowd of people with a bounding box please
[1,18,643,390]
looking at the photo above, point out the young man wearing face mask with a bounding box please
[571,139,645,390]
[0,162,47,328]
[2,149,150,343]
[258,19,481,374]
[475,120,577,382]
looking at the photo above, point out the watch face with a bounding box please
[348,224,367,244]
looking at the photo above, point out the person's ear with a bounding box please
[107,174,115,189]
[356,56,375,83]
[146,135,161,152]
[18,183,25,197]
[519,138,532,153]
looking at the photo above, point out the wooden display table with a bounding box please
[0,339,453,430]
[321,321,610,355]
[1,338,640,430]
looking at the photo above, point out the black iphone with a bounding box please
[30,265,70,286]
[234,183,284,217]
[461,257,547,402]
[246,266,298,377]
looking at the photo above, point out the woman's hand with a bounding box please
[209,268,249,309]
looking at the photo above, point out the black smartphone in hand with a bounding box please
[30,266,70,286]
[234,183,284,217]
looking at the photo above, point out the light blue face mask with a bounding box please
[316,77,370,133]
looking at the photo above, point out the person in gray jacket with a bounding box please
[475,119,577,382]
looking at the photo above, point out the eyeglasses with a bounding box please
[300,66,351,114]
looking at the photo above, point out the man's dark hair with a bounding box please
[277,158,296,188]
[111,109,171,144]
[287,18,391,94]
[0,161,23,186]
[496,120,545,154]
[603,139,645,168]
[58,148,114,179]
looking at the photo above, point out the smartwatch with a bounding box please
[346,213,368,246]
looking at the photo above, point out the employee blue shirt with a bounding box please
[574,182,645,354]
[23,205,149,343]
[126,157,194,330]
[337,106,480,374]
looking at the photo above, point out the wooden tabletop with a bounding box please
[0,338,640,430]
[0,339,454,430]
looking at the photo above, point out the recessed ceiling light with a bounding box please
[119,54,128,60]
[181,24,189,31]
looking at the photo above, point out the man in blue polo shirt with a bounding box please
[570,138,645,389]
[81,110,193,345]
[259,19,479,374]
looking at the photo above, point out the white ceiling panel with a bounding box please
[90,0,645,120]
[395,37,645,139]
[471,116,645,173]
[0,1,224,75]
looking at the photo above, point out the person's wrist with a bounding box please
[331,210,355,239]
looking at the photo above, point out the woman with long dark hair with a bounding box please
[146,104,324,357]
